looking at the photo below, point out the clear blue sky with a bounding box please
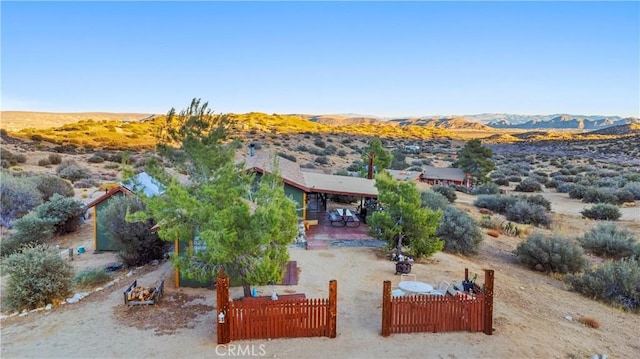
[2,1,639,118]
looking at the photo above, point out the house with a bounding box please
[85,172,164,252]
[420,166,471,187]
[385,169,422,182]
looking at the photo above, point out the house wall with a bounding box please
[175,238,211,288]
[94,192,124,251]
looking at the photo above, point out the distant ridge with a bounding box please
[586,123,640,136]
[1,111,156,131]
[486,115,639,130]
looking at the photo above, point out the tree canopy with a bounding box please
[134,98,298,294]
[367,171,443,258]
[361,137,392,177]
[453,139,495,184]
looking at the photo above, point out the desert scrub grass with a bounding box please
[436,206,483,256]
[74,268,111,289]
[514,178,542,192]
[4,244,73,311]
[471,183,501,195]
[514,232,587,274]
[581,203,621,221]
[579,222,638,259]
[421,190,450,211]
[566,258,640,312]
[506,201,551,227]
[432,185,457,203]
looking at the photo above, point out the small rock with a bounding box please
[600,354,608,359]
[94,287,104,292]
[126,270,134,277]
[19,310,28,317]
[30,307,45,313]
[45,304,52,311]
[519,286,525,290]
[564,315,573,321]
[105,283,113,289]
[66,292,88,304]
[151,259,159,266]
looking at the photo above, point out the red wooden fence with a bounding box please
[216,271,337,344]
[382,269,494,336]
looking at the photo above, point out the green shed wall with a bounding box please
[95,192,124,251]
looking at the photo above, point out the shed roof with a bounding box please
[241,151,307,190]
[421,166,467,181]
[120,172,165,197]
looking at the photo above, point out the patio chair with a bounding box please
[391,287,405,297]
[400,273,416,282]
[429,280,451,296]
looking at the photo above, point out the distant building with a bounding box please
[385,169,422,182]
[420,166,471,187]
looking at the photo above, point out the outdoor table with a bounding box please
[398,281,433,294]
[336,208,353,218]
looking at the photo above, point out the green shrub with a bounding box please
[0,172,42,228]
[615,189,635,204]
[74,268,111,289]
[13,154,27,163]
[622,181,640,200]
[0,213,55,257]
[87,155,105,163]
[581,203,621,221]
[579,223,638,259]
[56,160,91,183]
[471,183,501,195]
[556,182,575,193]
[48,153,62,165]
[32,175,74,201]
[474,194,518,214]
[514,232,586,274]
[432,185,456,202]
[277,152,296,162]
[420,190,450,211]
[566,259,640,312]
[507,175,522,182]
[582,187,618,204]
[515,178,542,192]
[35,194,85,235]
[436,206,483,255]
[3,244,73,311]
[38,158,51,166]
[568,185,588,199]
[98,195,167,266]
[506,201,551,226]
[520,194,551,211]
[314,156,329,165]
[493,177,509,186]
[478,215,499,230]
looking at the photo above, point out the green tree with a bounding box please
[135,98,298,296]
[361,137,392,177]
[367,172,443,258]
[453,139,495,184]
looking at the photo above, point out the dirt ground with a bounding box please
[1,203,639,358]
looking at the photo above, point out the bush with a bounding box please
[87,155,105,163]
[313,138,326,148]
[13,153,27,163]
[506,201,551,226]
[32,175,75,201]
[520,194,551,211]
[507,175,522,182]
[568,185,588,199]
[566,259,640,312]
[471,183,501,195]
[556,182,575,193]
[74,268,111,289]
[615,189,635,204]
[493,177,509,186]
[48,153,62,164]
[582,187,618,204]
[436,206,483,255]
[622,182,640,200]
[515,178,542,192]
[314,156,329,165]
[35,193,85,235]
[432,185,456,202]
[474,194,518,214]
[98,195,167,266]
[514,232,587,274]
[56,160,91,183]
[579,223,638,259]
[3,244,73,311]
[0,172,42,228]
[420,190,450,211]
[38,158,51,166]
[581,203,621,221]
[0,213,55,257]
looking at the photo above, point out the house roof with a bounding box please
[421,166,467,181]
[385,169,422,182]
[84,172,164,210]
[120,172,165,197]
[302,172,378,197]
[84,185,133,210]
[240,151,378,198]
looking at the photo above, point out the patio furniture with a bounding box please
[428,281,451,296]
[328,212,346,227]
[398,281,434,295]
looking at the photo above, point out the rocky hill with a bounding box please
[487,115,639,130]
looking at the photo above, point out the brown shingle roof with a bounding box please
[240,151,308,190]
[302,172,377,197]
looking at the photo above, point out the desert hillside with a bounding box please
[0,111,155,131]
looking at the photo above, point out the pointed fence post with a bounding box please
[483,269,494,335]
[381,280,391,337]
[216,269,231,344]
[328,280,337,338]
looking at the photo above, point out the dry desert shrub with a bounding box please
[578,316,601,329]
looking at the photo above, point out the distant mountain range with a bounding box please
[303,113,639,131]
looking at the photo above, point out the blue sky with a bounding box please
[2,1,639,117]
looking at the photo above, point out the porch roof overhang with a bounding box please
[302,172,378,198]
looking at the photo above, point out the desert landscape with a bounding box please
[1,112,639,359]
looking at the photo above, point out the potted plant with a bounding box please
[462,273,478,292]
